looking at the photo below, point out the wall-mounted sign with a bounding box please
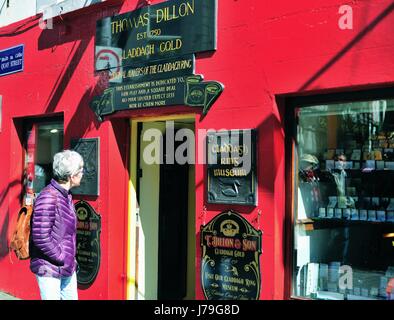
[207,130,257,206]
[95,0,217,71]
[75,200,101,287]
[0,44,24,77]
[201,210,263,300]
[71,138,99,196]
[90,74,223,121]
[92,0,223,120]
[95,46,123,83]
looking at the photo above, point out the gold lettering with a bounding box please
[245,279,256,287]
[156,0,195,23]
[242,239,257,251]
[214,248,234,256]
[220,158,240,165]
[111,18,133,34]
[223,276,244,285]
[205,273,214,280]
[159,39,182,52]
[213,168,247,177]
[133,13,149,28]
[222,284,238,292]
[215,274,223,281]
[122,44,155,60]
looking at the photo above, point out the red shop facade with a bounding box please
[0,0,393,300]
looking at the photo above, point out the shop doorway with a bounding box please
[128,116,196,300]
[157,133,189,299]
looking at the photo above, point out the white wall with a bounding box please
[0,0,36,28]
[37,0,107,20]
[0,0,108,28]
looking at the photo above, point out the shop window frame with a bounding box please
[21,115,64,199]
[284,87,394,300]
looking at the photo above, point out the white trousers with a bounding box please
[36,272,78,300]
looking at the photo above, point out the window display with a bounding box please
[293,99,394,300]
[23,121,64,196]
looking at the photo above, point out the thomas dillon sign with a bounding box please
[75,201,101,286]
[91,0,223,121]
[95,0,217,70]
[201,210,262,300]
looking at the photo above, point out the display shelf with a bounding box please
[346,294,383,300]
[296,217,394,230]
[321,168,394,174]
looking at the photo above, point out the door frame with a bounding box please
[127,114,196,300]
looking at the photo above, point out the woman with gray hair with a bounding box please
[30,150,84,300]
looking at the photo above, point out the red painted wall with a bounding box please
[0,0,128,300]
[193,0,394,300]
[0,0,393,300]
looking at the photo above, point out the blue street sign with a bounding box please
[0,44,24,76]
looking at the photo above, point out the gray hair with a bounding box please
[53,150,84,182]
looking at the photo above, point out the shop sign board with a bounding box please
[95,0,217,71]
[90,74,223,121]
[71,138,99,196]
[0,44,24,77]
[92,0,223,120]
[201,210,263,300]
[207,129,257,206]
[75,201,101,287]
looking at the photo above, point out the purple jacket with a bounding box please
[30,179,77,278]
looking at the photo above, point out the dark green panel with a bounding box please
[207,130,258,206]
[90,74,224,121]
[75,201,101,287]
[71,138,99,196]
[201,210,262,300]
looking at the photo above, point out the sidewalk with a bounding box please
[0,291,20,300]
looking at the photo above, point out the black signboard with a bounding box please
[207,130,257,206]
[92,0,223,120]
[75,201,101,287]
[201,210,262,300]
[71,138,99,196]
[90,74,224,121]
[95,0,217,71]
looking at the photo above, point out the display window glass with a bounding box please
[23,120,64,198]
[292,99,394,300]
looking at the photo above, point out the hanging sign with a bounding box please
[75,201,101,287]
[201,210,263,300]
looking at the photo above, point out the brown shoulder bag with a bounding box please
[9,205,34,260]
